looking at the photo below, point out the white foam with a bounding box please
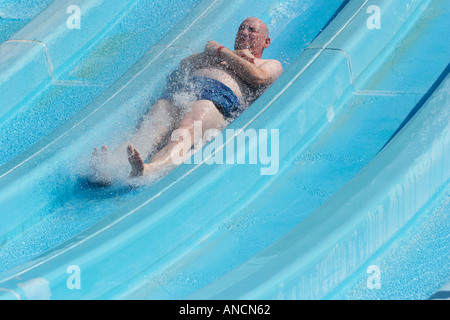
[17,278,51,300]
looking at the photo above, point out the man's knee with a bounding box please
[152,99,172,112]
[190,99,216,113]
[190,100,225,123]
[176,100,225,132]
[146,99,179,121]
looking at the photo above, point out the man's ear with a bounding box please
[264,37,271,49]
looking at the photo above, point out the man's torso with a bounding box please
[193,58,272,106]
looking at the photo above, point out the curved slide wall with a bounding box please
[0,0,201,165]
[0,0,53,44]
[0,0,449,300]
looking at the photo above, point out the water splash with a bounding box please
[267,0,314,39]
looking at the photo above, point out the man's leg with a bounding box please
[128,99,226,177]
[121,99,181,158]
[90,99,180,184]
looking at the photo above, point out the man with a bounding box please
[91,17,283,184]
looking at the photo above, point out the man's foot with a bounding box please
[127,144,151,177]
[89,145,112,186]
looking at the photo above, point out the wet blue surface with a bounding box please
[0,0,448,300]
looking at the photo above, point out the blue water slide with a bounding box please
[0,0,448,300]
[0,0,201,165]
[0,0,54,44]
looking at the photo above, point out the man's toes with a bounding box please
[127,145,142,161]
[127,145,134,157]
[100,145,108,161]
[133,148,141,160]
[127,146,140,167]
[92,145,108,161]
[90,148,100,167]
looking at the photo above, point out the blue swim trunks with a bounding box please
[162,75,242,119]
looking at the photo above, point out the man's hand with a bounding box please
[233,49,256,64]
[204,40,222,57]
[204,40,257,65]
[198,39,282,86]
[180,40,222,71]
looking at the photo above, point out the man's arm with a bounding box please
[180,41,283,85]
[227,49,282,86]
[205,41,283,86]
[220,48,281,86]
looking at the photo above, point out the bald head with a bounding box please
[244,17,269,37]
[234,17,271,58]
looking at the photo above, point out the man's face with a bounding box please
[234,18,270,56]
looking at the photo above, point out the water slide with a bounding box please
[0,0,448,300]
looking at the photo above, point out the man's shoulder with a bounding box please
[257,58,283,80]
[256,58,282,69]
[258,58,282,65]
